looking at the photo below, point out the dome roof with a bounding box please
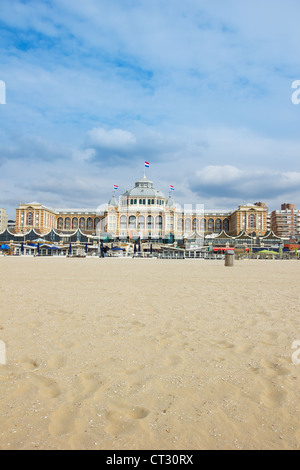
[123,175,166,199]
[166,195,175,207]
[108,194,118,207]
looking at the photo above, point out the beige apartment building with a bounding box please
[271,204,300,240]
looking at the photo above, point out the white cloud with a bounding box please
[194,165,244,185]
[189,164,300,207]
[86,127,136,149]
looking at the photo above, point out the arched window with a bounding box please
[208,218,214,232]
[192,218,199,231]
[200,218,206,232]
[249,213,255,228]
[87,217,93,230]
[138,215,145,229]
[215,218,222,233]
[65,217,71,230]
[120,215,127,229]
[27,212,33,226]
[79,218,85,230]
[156,215,163,229]
[129,216,136,229]
[94,217,100,230]
[257,214,262,230]
[223,218,229,232]
[57,217,63,230]
[72,218,78,229]
[147,215,154,229]
[177,218,184,231]
[185,218,191,232]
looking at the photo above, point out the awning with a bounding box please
[213,247,235,251]
[41,244,61,249]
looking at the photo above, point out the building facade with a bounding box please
[271,203,300,240]
[0,208,8,232]
[14,174,268,239]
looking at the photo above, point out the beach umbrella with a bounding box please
[150,243,153,255]
[33,238,47,243]
[138,240,141,252]
[134,243,137,254]
[37,243,40,255]
[258,250,278,255]
[21,242,24,254]
[69,243,72,255]
[85,243,88,253]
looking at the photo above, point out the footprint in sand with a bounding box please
[250,358,290,408]
[48,403,77,437]
[30,374,61,398]
[77,373,104,399]
[131,320,146,328]
[104,403,150,437]
[163,354,182,368]
[263,387,287,407]
[47,354,66,369]
[216,340,235,349]
[262,331,279,346]
[18,357,40,371]
[124,364,146,375]
[260,359,291,377]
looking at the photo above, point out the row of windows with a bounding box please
[19,216,232,232]
[20,214,231,233]
[242,214,262,229]
[119,216,230,232]
[57,217,101,231]
[128,199,165,206]
[176,218,229,232]
[20,211,50,227]
[120,215,162,229]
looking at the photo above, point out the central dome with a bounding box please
[124,175,166,199]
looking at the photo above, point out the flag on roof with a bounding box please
[113,185,118,190]
[144,161,149,168]
[170,185,174,190]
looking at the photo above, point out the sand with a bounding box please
[0,256,300,450]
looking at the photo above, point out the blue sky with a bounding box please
[1,0,300,218]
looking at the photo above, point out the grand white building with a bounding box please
[14,173,268,240]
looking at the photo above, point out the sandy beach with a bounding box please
[0,257,300,450]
